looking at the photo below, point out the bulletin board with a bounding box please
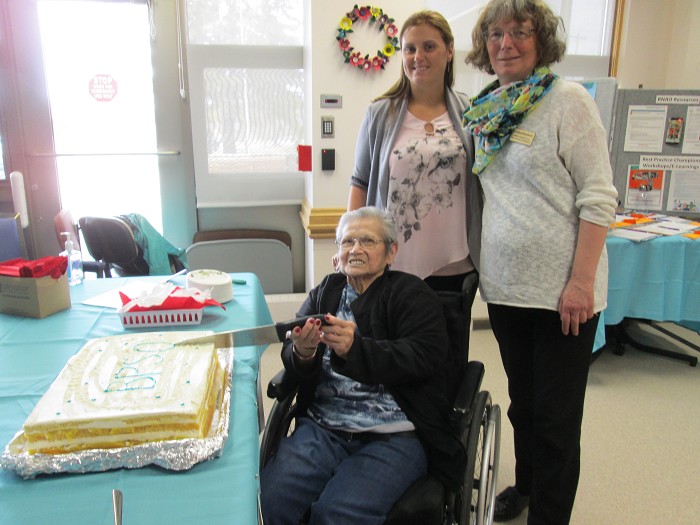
[609,89,700,218]
[578,77,618,151]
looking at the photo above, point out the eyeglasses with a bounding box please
[336,236,385,250]
[483,27,535,44]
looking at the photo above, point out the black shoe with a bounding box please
[493,486,529,522]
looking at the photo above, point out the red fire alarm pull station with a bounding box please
[298,145,312,171]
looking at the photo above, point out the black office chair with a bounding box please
[54,209,108,277]
[78,216,150,277]
[259,273,501,525]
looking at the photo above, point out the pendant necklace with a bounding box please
[424,122,435,136]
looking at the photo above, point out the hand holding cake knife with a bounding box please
[174,314,330,348]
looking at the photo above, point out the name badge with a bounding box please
[510,129,535,146]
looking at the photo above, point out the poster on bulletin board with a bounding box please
[667,171,700,213]
[610,89,700,218]
[624,165,665,211]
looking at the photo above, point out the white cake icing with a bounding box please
[187,269,233,303]
[22,332,225,454]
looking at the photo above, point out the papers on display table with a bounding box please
[609,213,700,242]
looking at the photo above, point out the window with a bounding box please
[546,0,617,80]
[540,0,616,56]
[185,0,305,207]
[187,0,301,46]
[204,67,303,175]
[433,0,620,93]
[37,0,162,230]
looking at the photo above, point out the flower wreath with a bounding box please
[336,5,400,72]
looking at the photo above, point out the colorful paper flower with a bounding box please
[335,5,400,74]
[355,6,372,20]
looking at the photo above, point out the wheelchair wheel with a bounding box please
[455,391,501,525]
[259,397,297,471]
[477,402,500,525]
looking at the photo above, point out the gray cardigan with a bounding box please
[351,88,483,271]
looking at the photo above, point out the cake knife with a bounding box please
[112,489,122,525]
[175,313,329,348]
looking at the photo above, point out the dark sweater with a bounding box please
[281,270,467,490]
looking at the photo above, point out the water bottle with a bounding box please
[61,231,84,286]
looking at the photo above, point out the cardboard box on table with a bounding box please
[0,273,71,318]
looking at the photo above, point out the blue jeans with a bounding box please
[260,417,428,525]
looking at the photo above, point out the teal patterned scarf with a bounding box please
[464,67,558,174]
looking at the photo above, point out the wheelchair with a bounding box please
[259,272,501,525]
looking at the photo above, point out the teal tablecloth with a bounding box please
[596,235,700,349]
[0,273,272,525]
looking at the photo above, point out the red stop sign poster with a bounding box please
[89,74,118,101]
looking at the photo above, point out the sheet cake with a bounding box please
[22,332,225,454]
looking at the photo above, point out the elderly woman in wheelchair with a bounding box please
[260,206,473,524]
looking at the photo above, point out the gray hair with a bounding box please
[336,207,398,253]
[466,0,566,75]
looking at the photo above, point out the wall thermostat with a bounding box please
[321,94,342,108]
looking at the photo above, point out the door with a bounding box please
[0,0,192,259]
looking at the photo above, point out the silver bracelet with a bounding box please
[292,343,317,360]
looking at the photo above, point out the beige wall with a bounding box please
[304,0,423,286]
[617,0,700,89]
[302,0,699,287]
[306,0,423,209]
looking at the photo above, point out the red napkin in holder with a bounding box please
[117,284,225,328]
[119,284,225,312]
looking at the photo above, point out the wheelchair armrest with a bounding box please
[450,361,485,432]
[266,369,286,399]
[266,368,300,401]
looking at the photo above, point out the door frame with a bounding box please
[0,0,59,259]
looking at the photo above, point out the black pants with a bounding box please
[424,271,474,293]
[488,304,599,525]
